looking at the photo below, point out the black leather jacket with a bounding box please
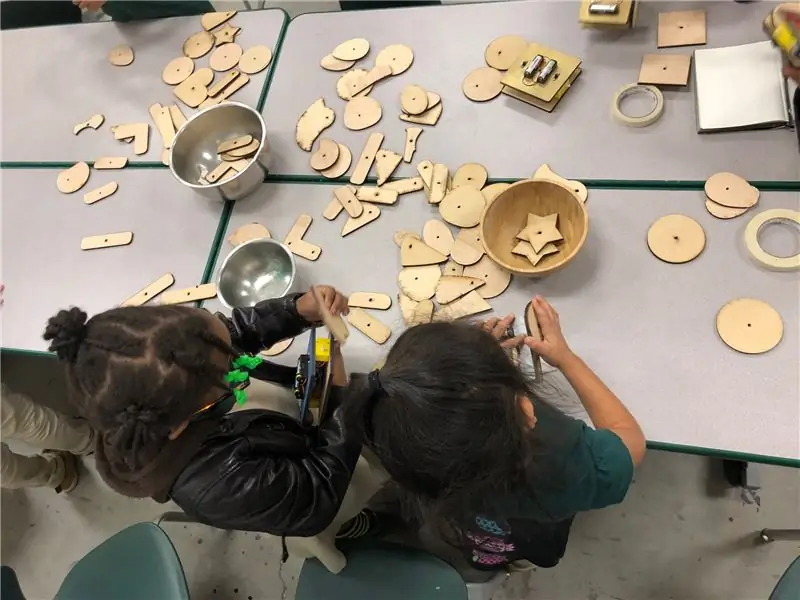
[168,295,363,537]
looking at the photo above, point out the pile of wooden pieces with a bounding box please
[196,134,260,185]
[399,84,443,126]
[512,213,565,267]
[703,172,760,220]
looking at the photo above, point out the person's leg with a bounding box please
[0,443,78,491]
[1,386,94,454]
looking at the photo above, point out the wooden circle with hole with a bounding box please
[716,298,783,355]
[463,67,504,102]
[337,69,372,100]
[332,38,370,61]
[439,187,487,228]
[162,57,195,85]
[344,96,382,130]
[57,162,90,194]
[320,54,355,71]
[463,255,512,299]
[704,172,759,209]
[239,46,272,74]
[647,214,706,264]
[320,143,352,179]
[704,198,748,220]
[452,163,488,190]
[108,45,134,66]
[183,31,215,59]
[209,43,243,71]
[375,44,414,75]
[310,139,340,171]
[401,85,428,115]
[484,35,528,71]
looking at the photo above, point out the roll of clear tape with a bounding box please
[611,83,664,127]
[744,208,800,271]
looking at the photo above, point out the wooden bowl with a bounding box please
[480,179,588,277]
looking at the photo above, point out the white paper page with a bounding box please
[695,41,788,131]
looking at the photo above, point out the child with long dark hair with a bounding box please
[360,295,646,570]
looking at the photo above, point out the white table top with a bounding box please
[262,0,799,183]
[204,182,799,463]
[0,9,286,164]
[0,168,224,352]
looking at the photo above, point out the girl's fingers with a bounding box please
[500,335,525,349]
[482,318,499,332]
[492,315,513,339]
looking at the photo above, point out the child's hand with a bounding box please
[330,342,348,386]
[480,314,526,349]
[524,296,575,368]
[73,0,106,11]
[297,285,349,322]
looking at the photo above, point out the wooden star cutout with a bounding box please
[214,23,241,46]
[512,241,559,266]
[516,213,563,253]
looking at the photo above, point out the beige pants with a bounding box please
[0,386,94,489]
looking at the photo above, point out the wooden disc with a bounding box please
[716,298,783,355]
[704,197,748,220]
[162,56,195,85]
[375,44,414,75]
[337,69,372,100]
[320,143,352,179]
[108,45,134,66]
[209,43,243,71]
[463,67,503,102]
[344,96,382,130]
[439,186,486,228]
[261,337,293,357]
[320,54,355,71]
[401,85,429,115]
[57,162,90,193]
[704,172,759,209]
[484,35,528,71]
[183,31,215,59]
[310,138,340,171]
[452,163,488,189]
[239,45,272,74]
[647,214,706,264]
[463,255,512,299]
[332,38,370,61]
[229,223,270,246]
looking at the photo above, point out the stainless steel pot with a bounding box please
[216,237,297,309]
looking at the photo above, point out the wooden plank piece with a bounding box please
[160,283,217,305]
[120,273,175,307]
[350,132,384,185]
[403,127,422,162]
[346,307,392,344]
[348,292,392,310]
[355,187,399,205]
[83,181,119,205]
[333,186,364,218]
[311,285,350,343]
[81,231,133,250]
[381,177,424,194]
[429,164,449,205]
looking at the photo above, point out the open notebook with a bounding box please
[694,41,792,133]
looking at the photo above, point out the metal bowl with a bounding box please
[217,237,296,309]
[169,102,270,201]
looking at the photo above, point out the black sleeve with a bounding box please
[174,387,363,537]
[217,294,317,354]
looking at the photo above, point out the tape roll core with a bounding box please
[612,83,664,127]
[744,209,800,271]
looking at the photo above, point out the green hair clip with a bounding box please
[224,354,264,406]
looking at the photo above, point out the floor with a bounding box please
[1,350,798,600]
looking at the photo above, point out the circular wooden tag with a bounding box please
[716,298,783,355]
[439,187,487,228]
[337,69,372,100]
[704,172,759,209]
[332,38,370,61]
[484,35,528,71]
[162,56,195,85]
[239,45,273,74]
[320,53,355,71]
[452,163,488,190]
[462,67,503,102]
[463,255,512,299]
[344,96,382,130]
[108,45,134,66]
[57,162,90,194]
[704,198,748,220]
[210,43,243,71]
[647,214,706,264]
[261,337,293,357]
[183,31,214,59]
[320,143,352,179]
[375,44,414,75]
[228,223,270,246]
[310,138,340,171]
[400,85,428,115]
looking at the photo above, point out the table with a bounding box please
[0,9,287,164]
[262,1,799,184]
[0,168,224,352]
[204,182,799,464]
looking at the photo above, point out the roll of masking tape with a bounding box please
[744,208,800,271]
[611,83,664,127]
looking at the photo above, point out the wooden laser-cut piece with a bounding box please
[398,293,434,325]
[399,101,442,126]
[516,213,563,253]
[161,283,217,305]
[375,149,402,185]
[638,53,692,86]
[435,275,485,305]
[355,187,398,205]
[463,67,503,101]
[532,164,587,203]
[205,162,233,183]
[439,186,486,228]
[162,57,195,85]
[337,69,373,100]
[403,127,422,163]
[333,38,370,61]
[323,197,345,220]
[310,138,340,171]
[347,308,391,344]
[375,44,414,75]
[284,214,322,260]
[73,113,104,135]
[657,10,706,48]
[261,338,293,357]
[221,138,260,158]
[382,177,423,194]
[320,143,352,179]
[209,43,243,71]
[344,96,382,131]
[213,23,240,46]
[394,231,419,247]
[435,290,491,321]
[512,241,559,266]
[333,186,364,218]
[398,265,441,301]
[183,31,214,58]
[208,70,241,97]
[482,182,511,204]
[174,67,214,108]
[94,156,127,170]
[704,172,760,209]
[311,285,350,344]
[108,45,134,66]
[704,198,748,220]
[296,98,335,151]
[716,298,783,355]
[401,236,448,267]
[57,162,90,193]
[484,35,528,71]
[451,163,488,190]
[81,231,133,250]
[425,91,442,109]
[321,54,355,71]
[463,256,512,299]
[450,227,485,266]
[202,10,237,31]
[429,164,449,205]
[120,273,175,307]
[443,260,464,276]
[401,85,429,115]
[218,134,254,154]
[228,222,270,246]
[417,160,434,189]
[149,103,176,149]
[348,292,392,310]
[350,64,393,96]
[350,132,384,185]
[647,214,706,264]
[238,46,272,74]
[169,105,188,130]
[83,181,118,205]
[422,220,454,256]
[342,204,380,236]
[524,300,544,382]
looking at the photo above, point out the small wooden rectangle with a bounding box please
[346,307,391,344]
[80,231,133,250]
[350,64,393,96]
[120,273,175,307]
[312,285,350,344]
[355,187,399,205]
[160,283,217,305]
[218,135,254,154]
[323,197,344,220]
[348,292,392,310]
[638,53,691,86]
[93,156,127,170]
[168,104,188,130]
[657,9,706,48]
[208,71,241,97]
[350,132,384,185]
[333,186,365,218]
[380,177,424,195]
[83,181,118,205]
[217,72,250,101]
[206,161,233,183]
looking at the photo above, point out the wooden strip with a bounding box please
[355,187,399,205]
[333,186,364,218]
[218,134,254,153]
[168,104,188,130]
[216,72,250,101]
[323,197,344,220]
[80,231,133,250]
[160,283,217,305]
[206,161,233,183]
[149,103,176,149]
[120,273,175,307]
[429,164,449,205]
[94,156,128,170]
[346,307,392,344]
[342,204,380,236]
[311,285,349,343]
[350,132,384,185]
[208,71,240,97]
[375,150,402,185]
[417,160,434,189]
[83,181,119,205]
[348,292,392,310]
[350,64,393,96]
[380,177,423,194]
[403,127,422,162]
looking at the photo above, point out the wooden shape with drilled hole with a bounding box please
[162,57,195,85]
[657,10,706,48]
[229,223,270,246]
[57,162,90,193]
[83,181,118,205]
[532,164,588,203]
[375,150,402,185]
[284,214,322,261]
[429,164,449,205]
[399,102,442,126]
[439,186,486,228]
[344,96,382,131]
[704,198,749,220]
[401,236,448,267]
[183,31,214,58]
[638,53,692,86]
[161,283,217,305]
[208,71,240,97]
[382,177,423,194]
[320,143,352,179]
[463,67,504,101]
[296,98,335,151]
[443,260,464,276]
[81,231,133,250]
[342,204,380,236]
[516,213,564,253]
[310,139,340,171]
[174,67,214,107]
[209,43,243,71]
[202,10,237,31]
[213,23,240,46]
[337,69,372,100]
[375,44,414,75]
[398,294,434,325]
[108,45,134,66]
[401,85,429,115]
[94,156,127,170]
[348,292,392,310]
[222,138,260,158]
[350,65,393,96]
[647,214,706,264]
[435,290,491,321]
[350,132,384,185]
[512,240,559,266]
[261,338,293,357]
[704,172,759,209]
[394,231,419,247]
[239,46,272,74]
[422,220,454,256]
[485,35,528,71]
[482,182,511,204]
[347,308,391,344]
[120,273,175,307]
[355,187,398,205]
[417,160,433,188]
[218,135,254,154]
[333,38,370,61]
[403,127,422,162]
[452,163,488,190]
[463,255,512,299]
[398,265,441,301]
[716,298,783,354]
[333,186,364,218]
[450,227,485,266]
[321,54,355,71]
[73,114,104,135]
[435,275,485,305]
